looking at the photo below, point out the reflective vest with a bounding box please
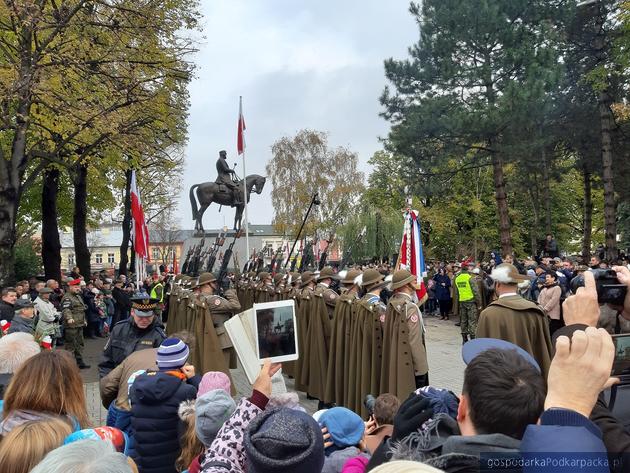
[150,282,164,303]
[455,272,474,302]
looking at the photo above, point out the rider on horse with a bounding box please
[215,150,242,205]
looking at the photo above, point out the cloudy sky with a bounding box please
[178,0,418,230]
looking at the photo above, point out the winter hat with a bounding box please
[198,371,231,397]
[0,332,40,373]
[318,407,364,448]
[64,427,129,455]
[195,389,236,446]
[156,338,189,370]
[245,407,325,473]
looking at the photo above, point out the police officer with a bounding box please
[98,293,166,378]
[61,279,90,369]
[454,261,482,344]
[196,272,241,368]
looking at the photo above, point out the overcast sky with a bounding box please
[178,0,418,230]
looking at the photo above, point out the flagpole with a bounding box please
[239,96,250,259]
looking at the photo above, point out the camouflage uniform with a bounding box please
[61,291,87,365]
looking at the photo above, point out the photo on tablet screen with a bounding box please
[253,300,298,363]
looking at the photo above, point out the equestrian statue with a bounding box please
[189,150,266,233]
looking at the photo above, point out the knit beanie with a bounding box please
[156,338,189,370]
[245,407,324,473]
[198,371,231,397]
[195,389,236,447]
[318,407,364,448]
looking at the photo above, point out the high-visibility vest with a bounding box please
[455,273,474,302]
[150,282,164,303]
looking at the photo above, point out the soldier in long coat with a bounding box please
[255,272,275,303]
[324,268,362,407]
[476,263,552,376]
[282,272,301,378]
[380,270,429,400]
[303,267,338,405]
[348,269,387,416]
[195,272,241,372]
[294,271,315,393]
[273,273,285,301]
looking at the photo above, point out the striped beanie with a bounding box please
[156,338,189,370]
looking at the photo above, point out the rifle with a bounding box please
[190,238,205,276]
[218,229,243,291]
[181,246,195,274]
[269,244,284,274]
[319,233,334,270]
[205,230,226,273]
[299,240,314,271]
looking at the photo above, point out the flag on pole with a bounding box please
[237,97,246,155]
[130,171,150,284]
[398,209,428,304]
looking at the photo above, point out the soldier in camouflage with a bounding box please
[61,279,90,369]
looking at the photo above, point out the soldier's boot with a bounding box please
[76,358,91,369]
[461,334,469,345]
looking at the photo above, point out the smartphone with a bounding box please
[612,334,630,376]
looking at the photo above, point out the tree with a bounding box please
[0,0,198,284]
[381,0,562,256]
[266,130,364,238]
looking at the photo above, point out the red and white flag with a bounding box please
[398,209,428,304]
[237,96,246,155]
[130,170,150,261]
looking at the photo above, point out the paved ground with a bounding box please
[81,313,465,425]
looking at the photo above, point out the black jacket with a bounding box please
[83,290,100,323]
[129,371,199,473]
[0,300,15,323]
[112,287,132,325]
[98,319,166,378]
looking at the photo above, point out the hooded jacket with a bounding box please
[129,370,199,473]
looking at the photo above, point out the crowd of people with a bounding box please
[0,247,628,473]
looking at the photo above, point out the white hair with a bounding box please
[30,440,133,473]
[0,332,40,373]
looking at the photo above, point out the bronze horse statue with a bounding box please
[189,174,266,233]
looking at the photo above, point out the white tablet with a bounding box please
[253,300,298,363]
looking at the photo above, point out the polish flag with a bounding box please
[237,96,246,155]
[130,171,150,260]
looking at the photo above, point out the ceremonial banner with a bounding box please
[130,170,150,284]
[398,209,428,304]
